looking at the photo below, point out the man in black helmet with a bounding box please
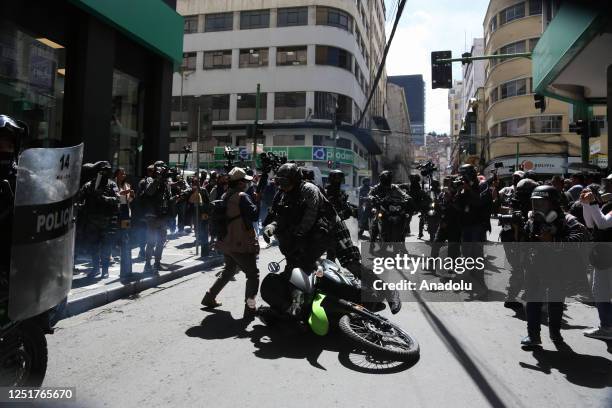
[264,163,401,314]
[456,164,493,298]
[408,174,430,240]
[357,178,371,239]
[520,184,588,347]
[325,169,355,221]
[367,170,412,242]
[77,161,120,278]
[0,115,27,282]
[141,161,172,273]
[499,178,538,311]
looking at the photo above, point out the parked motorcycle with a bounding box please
[259,259,419,362]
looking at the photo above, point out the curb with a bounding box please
[64,256,224,318]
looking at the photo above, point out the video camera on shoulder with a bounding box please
[223,146,240,172]
[416,161,437,177]
[259,151,287,174]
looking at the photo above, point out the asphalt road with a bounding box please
[39,219,612,408]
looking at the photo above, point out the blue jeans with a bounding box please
[593,267,612,328]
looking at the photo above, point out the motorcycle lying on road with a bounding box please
[259,258,419,362]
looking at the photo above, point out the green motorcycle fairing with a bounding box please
[308,292,329,336]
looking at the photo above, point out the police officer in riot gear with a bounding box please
[521,185,588,347]
[325,169,355,221]
[500,178,538,311]
[357,178,371,239]
[142,161,172,273]
[368,170,412,242]
[264,164,401,314]
[77,161,120,278]
[0,115,26,283]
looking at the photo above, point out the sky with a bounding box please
[384,0,490,134]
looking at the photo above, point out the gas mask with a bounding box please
[0,151,15,179]
[530,198,558,224]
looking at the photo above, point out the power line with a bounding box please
[356,0,407,127]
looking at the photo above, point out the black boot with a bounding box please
[386,289,402,314]
[201,291,222,308]
[521,332,542,347]
[549,328,563,343]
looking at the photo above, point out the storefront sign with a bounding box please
[484,155,581,177]
[213,146,354,165]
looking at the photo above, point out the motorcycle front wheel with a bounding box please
[0,321,48,386]
[339,313,419,362]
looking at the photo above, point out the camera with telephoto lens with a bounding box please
[223,146,240,171]
[259,151,287,174]
[416,161,437,177]
[498,211,524,227]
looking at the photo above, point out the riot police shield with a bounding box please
[9,144,83,320]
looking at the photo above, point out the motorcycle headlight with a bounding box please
[378,213,383,218]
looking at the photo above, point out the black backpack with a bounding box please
[209,192,241,240]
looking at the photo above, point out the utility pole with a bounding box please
[194,103,201,255]
[253,83,260,169]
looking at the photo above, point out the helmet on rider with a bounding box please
[299,167,315,182]
[379,170,393,187]
[328,169,345,186]
[275,163,302,192]
[0,115,27,178]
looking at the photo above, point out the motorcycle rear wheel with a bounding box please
[339,313,419,362]
[0,321,48,387]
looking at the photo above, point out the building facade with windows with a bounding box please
[171,0,388,186]
[0,0,183,177]
[482,0,581,177]
[388,75,425,145]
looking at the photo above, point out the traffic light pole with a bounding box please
[253,83,260,169]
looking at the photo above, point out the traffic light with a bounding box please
[534,94,546,113]
[327,160,333,168]
[569,120,586,135]
[431,51,452,89]
[461,52,472,65]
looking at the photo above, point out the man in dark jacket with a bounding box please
[264,164,401,314]
[521,185,588,347]
[78,161,120,278]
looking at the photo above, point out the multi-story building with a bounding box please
[482,0,581,178]
[170,0,388,186]
[388,75,425,145]
[459,38,486,167]
[448,80,463,168]
[384,82,413,180]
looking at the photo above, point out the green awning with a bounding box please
[68,0,184,65]
[532,4,609,104]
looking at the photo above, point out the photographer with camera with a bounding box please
[520,185,588,347]
[141,161,173,274]
[77,161,120,278]
[455,164,493,299]
[427,176,462,274]
[169,171,191,235]
[498,178,538,311]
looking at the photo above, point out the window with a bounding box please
[182,52,197,71]
[110,70,142,176]
[593,115,608,134]
[529,0,542,15]
[454,103,458,110]
[500,2,525,25]
[528,37,539,51]
[316,7,353,32]
[530,115,562,133]
[240,9,270,29]
[337,137,351,149]
[203,50,232,69]
[313,92,353,124]
[490,124,499,137]
[200,95,230,121]
[237,93,267,120]
[499,40,526,55]
[273,135,305,146]
[500,78,527,99]
[315,45,352,71]
[239,48,269,68]
[488,16,497,34]
[276,46,307,66]
[489,88,499,105]
[274,92,306,119]
[500,118,528,135]
[205,13,233,32]
[277,7,308,27]
[184,15,198,33]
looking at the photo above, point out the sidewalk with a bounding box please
[66,231,224,317]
